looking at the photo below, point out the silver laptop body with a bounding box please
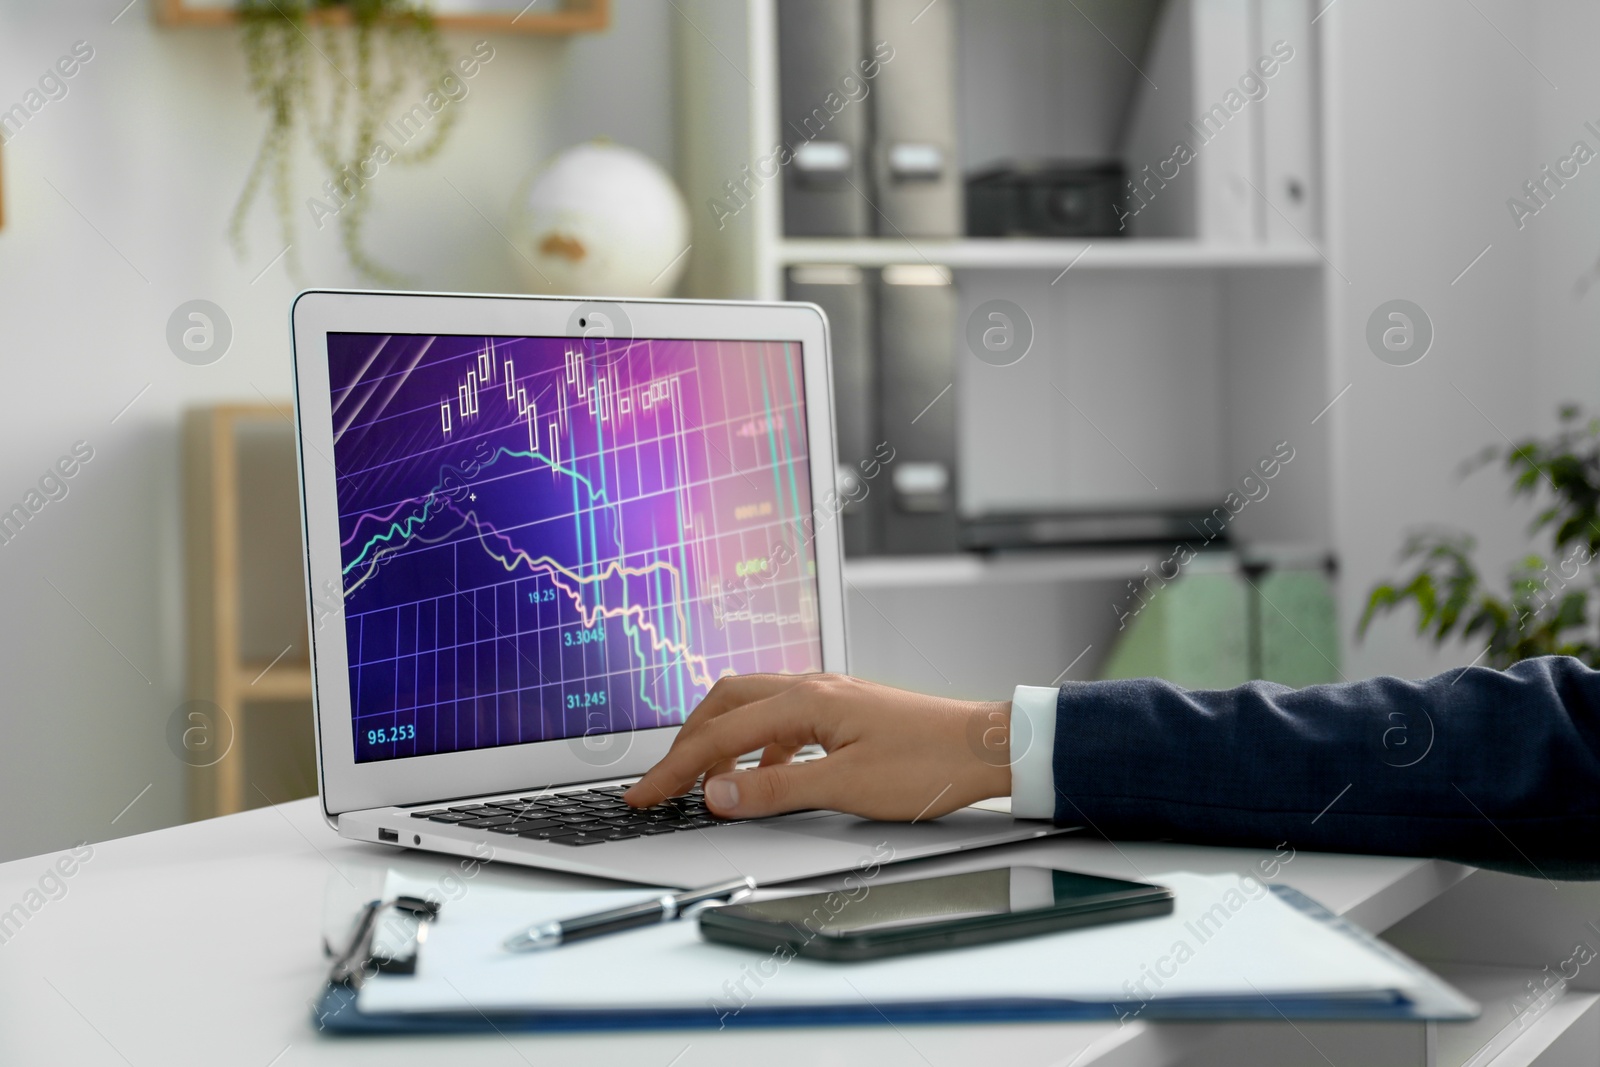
[291,290,1064,888]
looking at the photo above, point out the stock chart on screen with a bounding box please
[328,332,823,763]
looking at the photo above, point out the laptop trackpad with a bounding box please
[764,808,1014,848]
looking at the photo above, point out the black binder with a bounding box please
[876,265,958,554]
[777,0,871,236]
[786,265,881,556]
[867,0,962,237]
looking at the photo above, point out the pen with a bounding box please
[502,875,757,952]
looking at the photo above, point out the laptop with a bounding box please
[289,290,1064,887]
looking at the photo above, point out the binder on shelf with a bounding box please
[786,265,881,557]
[867,0,962,237]
[777,0,871,237]
[1190,0,1259,243]
[1120,0,1262,242]
[876,265,958,555]
[1257,0,1318,243]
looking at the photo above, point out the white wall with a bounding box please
[1531,3,1600,410]
[1325,0,1548,682]
[0,0,677,863]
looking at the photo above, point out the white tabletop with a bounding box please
[0,799,1473,1067]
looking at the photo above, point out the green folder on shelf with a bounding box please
[1103,551,1339,689]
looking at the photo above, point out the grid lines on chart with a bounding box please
[327,332,824,763]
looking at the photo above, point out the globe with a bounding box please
[509,141,691,298]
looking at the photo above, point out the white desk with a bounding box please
[1,800,1595,1067]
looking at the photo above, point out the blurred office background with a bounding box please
[1,0,1597,863]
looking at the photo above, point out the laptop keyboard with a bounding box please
[409,784,745,847]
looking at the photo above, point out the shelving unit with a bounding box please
[777,237,1327,271]
[681,0,1326,293]
[843,548,1162,590]
[678,0,1338,695]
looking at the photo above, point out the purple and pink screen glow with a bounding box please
[328,332,824,764]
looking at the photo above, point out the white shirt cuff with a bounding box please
[1009,685,1059,820]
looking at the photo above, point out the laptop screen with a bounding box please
[326,332,825,764]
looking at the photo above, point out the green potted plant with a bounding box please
[1360,405,1600,667]
[229,0,461,282]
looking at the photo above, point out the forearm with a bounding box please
[1042,656,1600,877]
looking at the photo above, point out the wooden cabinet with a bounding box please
[183,406,317,819]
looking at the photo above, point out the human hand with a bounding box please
[622,674,1012,821]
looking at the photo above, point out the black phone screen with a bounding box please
[701,866,1174,959]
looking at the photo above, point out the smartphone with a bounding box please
[699,866,1174,961]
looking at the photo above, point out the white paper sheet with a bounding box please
[358,870,1421,1017]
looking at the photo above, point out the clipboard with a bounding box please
[310,878,1478,1033]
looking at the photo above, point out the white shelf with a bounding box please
[775,238,1326,271]
[1405,963,1600,1067]
[843,548,1162,590]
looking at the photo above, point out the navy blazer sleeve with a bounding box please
[1051,655,1600,879]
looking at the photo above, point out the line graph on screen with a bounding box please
[328,332,822,763]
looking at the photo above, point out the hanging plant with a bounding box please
[229,0,462,283]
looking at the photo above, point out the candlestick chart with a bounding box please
[327,332,821,763]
